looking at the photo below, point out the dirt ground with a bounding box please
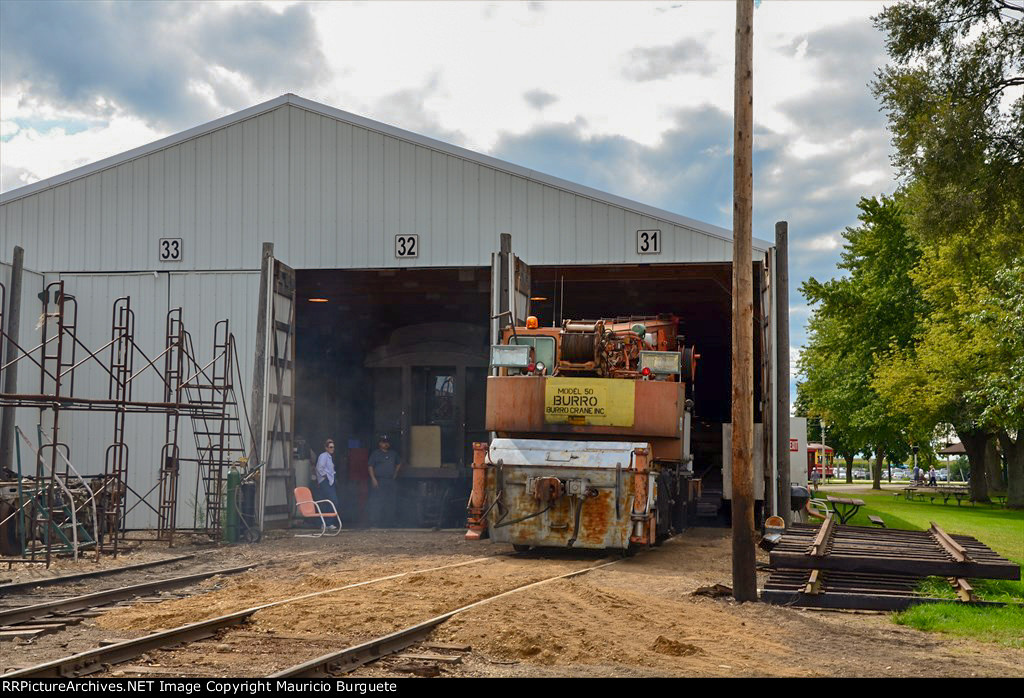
[4,528,1022,678]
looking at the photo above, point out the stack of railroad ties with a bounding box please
[759,514,1021,611]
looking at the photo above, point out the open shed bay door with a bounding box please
[256,248,297,528]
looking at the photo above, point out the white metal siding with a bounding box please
[2,104,739,273]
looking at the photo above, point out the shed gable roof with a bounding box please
[0,93,771,252]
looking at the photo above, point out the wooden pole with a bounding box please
[731,0,757,603]
[775,222,792,524]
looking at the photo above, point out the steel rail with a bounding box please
[5,555,499,678]
[0,563,257,626]
[0,554,196,595]
[272,557,624,678]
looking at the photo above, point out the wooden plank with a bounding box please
[393,663,441,677]
[423,642,471,652]
[761,590,1009,612]
[0,629,46,641]
[397,653,462,664]
[769,551,1019,579]
[0,621,69,630]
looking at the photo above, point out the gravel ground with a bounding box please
[2,528,1021,678]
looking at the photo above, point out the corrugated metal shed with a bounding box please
[0,94,778,530]
[0,94,771,273]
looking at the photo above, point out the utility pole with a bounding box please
[775,223,791,524]
[731,0,757,603]
[821,417,827,484]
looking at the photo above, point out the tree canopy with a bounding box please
[873,0,1023,245]
[798,195,921,489]
[868,0,1024,506]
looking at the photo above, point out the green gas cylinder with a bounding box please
[224,467,241,543]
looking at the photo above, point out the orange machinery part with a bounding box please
[465,442,489,540]
[630,447,654,545]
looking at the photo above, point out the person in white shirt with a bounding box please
[315,439,340,530]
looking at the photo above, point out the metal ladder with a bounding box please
[103,297,133,555]
[157,309,185,541]
[182,321,246,535]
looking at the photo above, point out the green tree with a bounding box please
[873,0,1023,244]
[871,0,1024,507]
[799,195,921,490]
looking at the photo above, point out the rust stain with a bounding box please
[579,490,612,545]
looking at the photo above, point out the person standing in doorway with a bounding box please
[315,439,340,530]
[368,434,402,527]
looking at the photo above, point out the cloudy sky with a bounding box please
[0,0,898,387]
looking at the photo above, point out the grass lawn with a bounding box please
[816,487,1024,647]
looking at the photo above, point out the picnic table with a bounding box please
[902,486,925,502]
[936,486,972,506]
[903,485,972,505]
[826,496,865,524]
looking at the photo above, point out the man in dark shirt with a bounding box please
[368,434,402,527]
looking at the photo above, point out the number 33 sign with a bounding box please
[159,238,183,262]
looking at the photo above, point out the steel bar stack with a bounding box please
[762,516,1020,611]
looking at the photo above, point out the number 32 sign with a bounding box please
[395,234,419,258]
[159,238,183,262]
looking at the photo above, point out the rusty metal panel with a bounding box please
[486,465,635,550]
[485,376,682,438]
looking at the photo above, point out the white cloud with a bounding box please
[0,108,164,187]
[849,169,888,187]
[801,234,842,251]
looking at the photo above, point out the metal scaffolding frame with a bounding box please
[0,280,252,565]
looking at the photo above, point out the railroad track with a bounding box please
[5,552,624,678]
[0,554,198,596]
[0,563,258,630]
[272,558,623,678]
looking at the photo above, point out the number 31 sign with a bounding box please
[636,229,661,255]
[159,238,183,262]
